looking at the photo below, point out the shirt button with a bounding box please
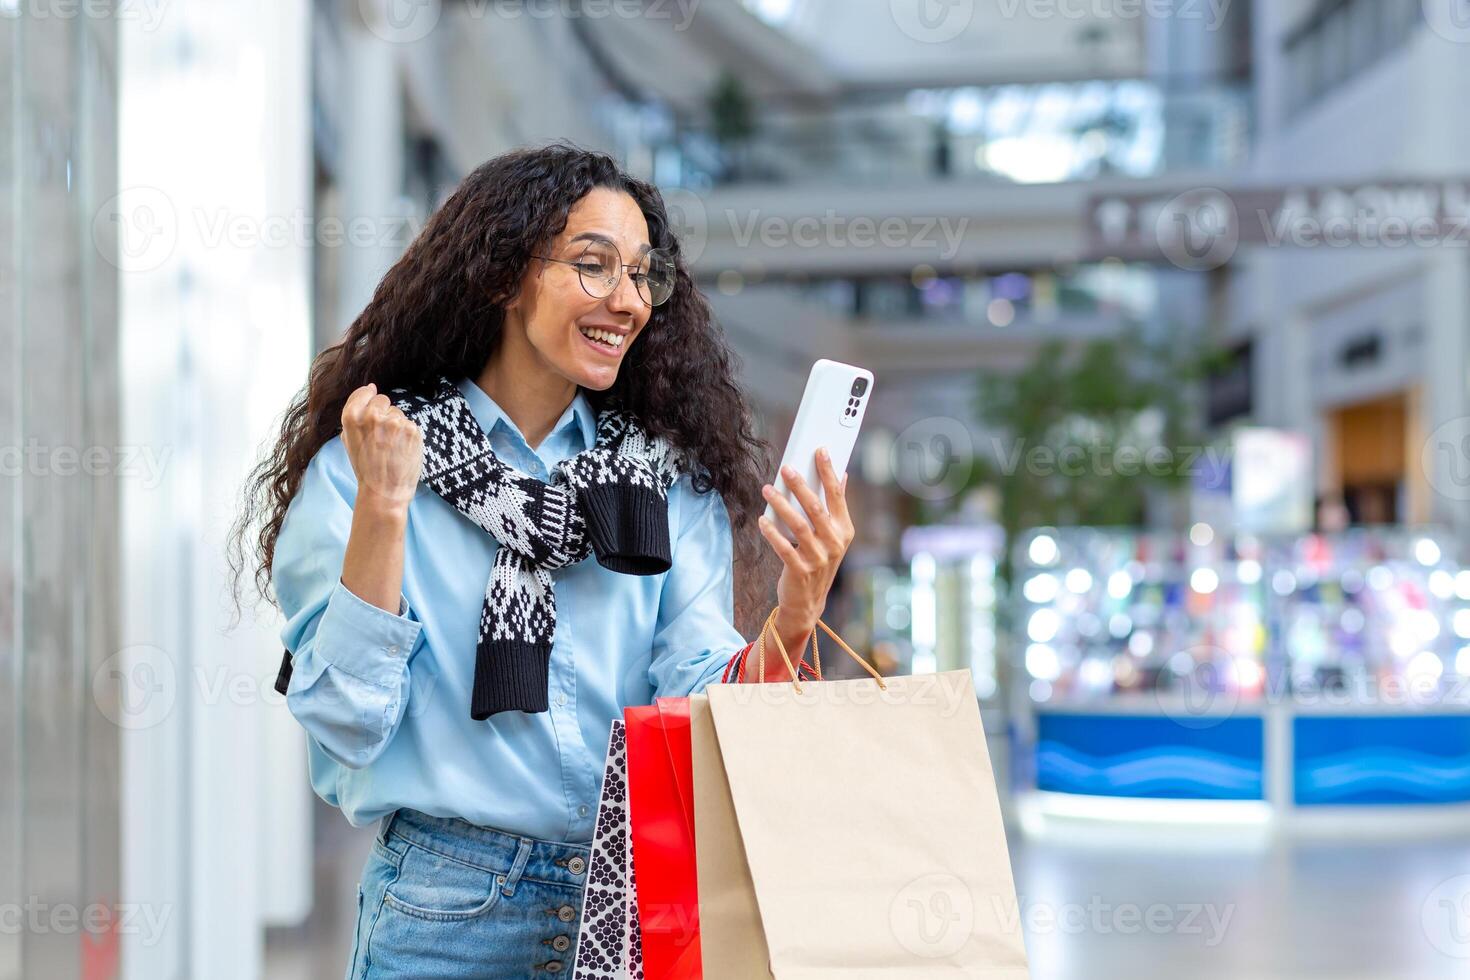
[387,644,399,655]
[556,693,567,707]
[557,904,576,922]
[545,960,563,973]
[552,934,571,952]
[577,804,589,818]
[567,855,586,875]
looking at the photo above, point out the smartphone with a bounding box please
[763,358,874,535]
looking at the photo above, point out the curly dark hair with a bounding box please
[229,142,774,633]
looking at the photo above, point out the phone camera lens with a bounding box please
[850,378,868,396]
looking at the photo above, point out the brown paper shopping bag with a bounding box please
[697,609,1030,979]
[689,694,772,980]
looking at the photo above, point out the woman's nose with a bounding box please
[606,266,645,315]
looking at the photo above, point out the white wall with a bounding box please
[119,1,313,976]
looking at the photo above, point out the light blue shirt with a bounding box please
[274,376,747,843]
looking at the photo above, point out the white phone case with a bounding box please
[763,358,874,534]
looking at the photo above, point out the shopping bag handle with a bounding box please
[756,606,887,691]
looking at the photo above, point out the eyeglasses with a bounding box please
[533,239,676,308]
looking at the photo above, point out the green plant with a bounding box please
[707,70,756,147]
[967,327,1218,583]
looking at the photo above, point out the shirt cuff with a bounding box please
[313,578,423,687]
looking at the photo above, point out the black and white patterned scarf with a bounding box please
[397,376,681,719]
[274,375,681,720]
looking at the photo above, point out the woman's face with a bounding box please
[508,187,656,391]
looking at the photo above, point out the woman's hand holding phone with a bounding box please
[758,446,854,665]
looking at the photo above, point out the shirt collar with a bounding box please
[454,377,597,452]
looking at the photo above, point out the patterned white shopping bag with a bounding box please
[573,720,645,979]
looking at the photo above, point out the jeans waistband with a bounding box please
[379,808,591,890]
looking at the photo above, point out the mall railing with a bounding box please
[779,262,1160,329]
[612,77,1252,190]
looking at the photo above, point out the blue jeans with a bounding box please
[345,807,592,979]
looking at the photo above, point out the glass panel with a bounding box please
[1283,0,1423,115]
[78,11,122,969]
[0,8,19,976]
[614,77,1252,188]
[19,8,86,972]
[0,5,120,974]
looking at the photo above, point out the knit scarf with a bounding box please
[273,375,681,720]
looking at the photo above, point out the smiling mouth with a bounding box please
[578,325,626,355]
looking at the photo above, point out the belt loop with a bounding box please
[499,838,534,897]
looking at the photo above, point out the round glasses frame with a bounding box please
[533,240,675,308]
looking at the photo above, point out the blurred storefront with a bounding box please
[1330,390,1417,525]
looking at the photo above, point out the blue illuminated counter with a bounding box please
[1034,706,1266,801]
[1021,697,1470,825]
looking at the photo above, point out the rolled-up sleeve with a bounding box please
[648,475,748,698]
[273,439,424,769]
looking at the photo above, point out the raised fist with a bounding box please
[341,383,423,510]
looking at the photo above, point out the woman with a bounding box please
[231,143,854,978]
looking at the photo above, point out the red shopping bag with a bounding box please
[625,697,702,979]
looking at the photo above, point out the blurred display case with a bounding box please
[901,525,1004,707]
[1267,529,1468,702]
[1012,527,1268,706]
[1011,526,1470,822]
[855,564,913,677]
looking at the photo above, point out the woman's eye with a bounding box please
[576,261,611,276]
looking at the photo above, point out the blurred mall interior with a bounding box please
[4,0,1470,977]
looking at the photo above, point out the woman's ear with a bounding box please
[498,283,521,313]
[500,256,548,314]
